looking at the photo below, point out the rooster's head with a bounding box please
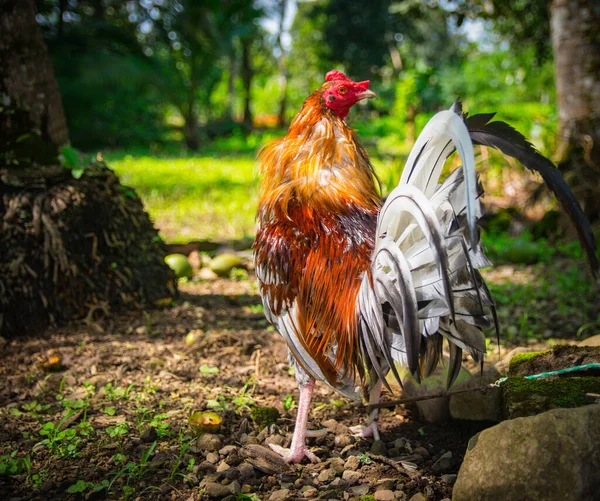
[322,70,376,119]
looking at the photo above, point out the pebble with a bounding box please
[206,452,220,464]
[301,486,318,497]
[197,434,223,452]
[241,484,253,494]
[370,440,387,456]
[264,434,284,447]
[317,468,337,483]
[441,473,457,485]
[431,451,453,474]
[342,470,361,484]
[374,490,395,501]
[203,482,231,498]
[197,460,217,472]
[216,461,230,472]
[349,484,370,496]
[219,445,238,455]
[329,457,345,473]
[392,438,409,450]
[413,446,429,458]
[238,462,255,479]
[344,455,360,470]
[330,478,348,488]
[408,493,426,501]
[269,489,290,501]
[229,480,241,494]
[375,478,396,491]
[334,434,354,447]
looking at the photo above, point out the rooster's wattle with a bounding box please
[253,70,598,463]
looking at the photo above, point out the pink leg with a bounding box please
[350,379,382,440]
[269,378,320,463]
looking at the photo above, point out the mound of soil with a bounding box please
[0,163,175,338]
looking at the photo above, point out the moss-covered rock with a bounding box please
[503,376,600,418]
[209,253,243,277]
[508,344,600,377]
[250,406,280,429]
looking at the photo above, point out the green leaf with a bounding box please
[104,407,116,416]
[67,479,88,493]
[59,146,80,169]
[71,168,84,179]
[199,365,219,375]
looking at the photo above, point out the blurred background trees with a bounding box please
[26,0,599,225]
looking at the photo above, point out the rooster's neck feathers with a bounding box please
[257,90,380,218]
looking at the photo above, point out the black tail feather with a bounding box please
[464,112,598,278]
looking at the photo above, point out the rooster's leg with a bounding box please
[269,377,320,463]
[349,379,382,440]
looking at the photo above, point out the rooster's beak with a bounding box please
[357,89,377,100]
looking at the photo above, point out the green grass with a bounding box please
[104,142,397,243]
[107,152,260,242]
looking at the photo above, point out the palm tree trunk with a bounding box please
[551,0,600,221]
[0,0,69,166]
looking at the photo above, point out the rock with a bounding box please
[219,445,238,455]
[330,478,348,488]
[370,440,386,455]
[334,434,354,448]
[264,434,284,447]
[206,452,220,464]
[301,486,318,497]
[431,451,453,474]
[441,474,457,485]
[216,461,230,472]
[494,347,533,375]
[375,478,396,491]
[237,462,255,479]
[250,406,280,429]
[412,446,429,458]
[453,404,600,501]
[203,482,231,498]
[344,455,360,470]
[393,358,471,423]
[228,480,241,495]
[579,334,600,347]
[502,345,600,419]
[342,470,361,484]
[198,460,217,472]
[408,494,426,501]
[317,468,337,483]
[196,434,222,452]
[450,365,502,422]
[269,489,290,501]
[374,490,395,501]
[329,457,345,473]
[349,484,369,496]
[210,254,243,277]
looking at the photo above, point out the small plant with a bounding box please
[67,479,109,494]
[37,418,84,458]
[282,395,295,412]
[104,383,135,401]
[106,422,129,439]
[0,451,27,476]
[358,453,373,464]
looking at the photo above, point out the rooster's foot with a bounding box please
[349,421,380,441]
[268,443,320,464]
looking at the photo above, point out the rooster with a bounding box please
[253,70,598,463]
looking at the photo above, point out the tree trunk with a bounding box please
[226,50,236,121]
[551,0,600,222]
[0,0,69,166]
[276,0,289,127]
[241,38,253,129]
[0,0,175,338]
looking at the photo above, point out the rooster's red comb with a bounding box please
[325,70,351,82]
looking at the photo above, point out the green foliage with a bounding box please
[0,451,28,476]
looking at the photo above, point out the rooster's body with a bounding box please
[254,71,598,463]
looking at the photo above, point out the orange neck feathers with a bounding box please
[257,88,380,219]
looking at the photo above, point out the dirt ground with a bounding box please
[0,277,517,501]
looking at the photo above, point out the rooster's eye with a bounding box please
[338,87,347,94]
